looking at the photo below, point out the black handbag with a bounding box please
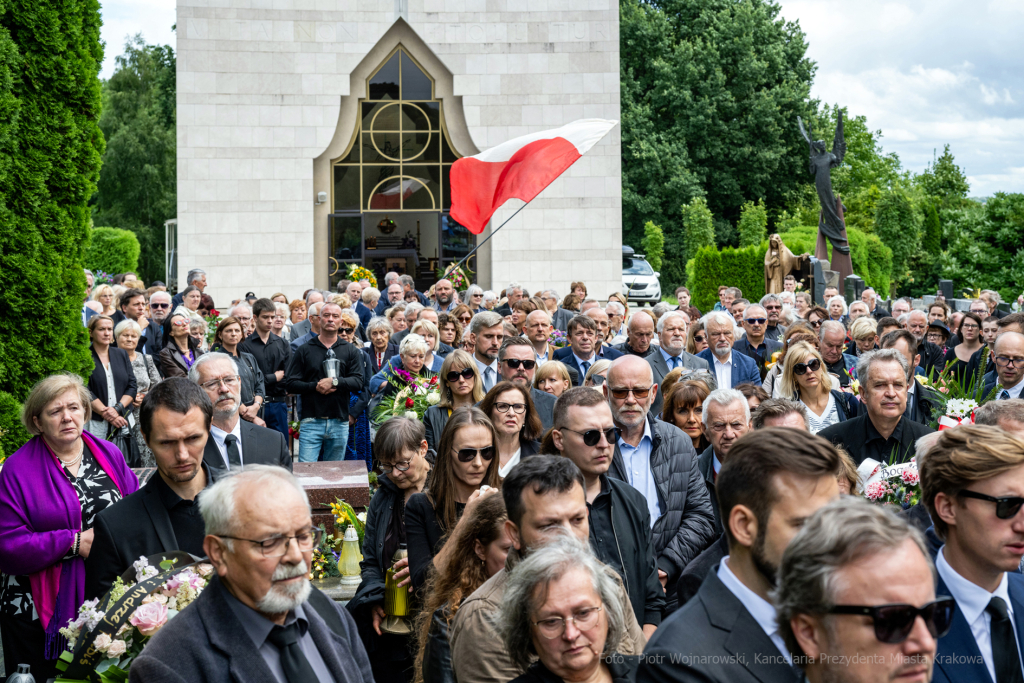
[106,420,142,469]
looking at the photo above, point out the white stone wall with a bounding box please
[177,0,622,305]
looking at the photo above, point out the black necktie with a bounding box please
[267,622,319,683]
[580,361,591,384]
[224,434,242,467]
[987,596,1024,683]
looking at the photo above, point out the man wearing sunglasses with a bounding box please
[734,304,783,383]
[604,355,714,611]
[146,290,173,354]
[647,311,709,418]
[759,294,785,342]
[777,497,948,683]
[551,387,665,637]
[499,336,556,430]
[920,425,1024,683]
[130,466,373,683]
[818,349,934,466]
[640,429,842,683]
[553,315,623,387]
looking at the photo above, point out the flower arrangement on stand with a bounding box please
[56,554,211,682]
[372,369,441,423]
[925,346,999,430]
[436,263,473,292]
[548,329,568,349]
[347,264,378,288]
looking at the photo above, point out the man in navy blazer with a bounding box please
[920,425,1024,683]
[552,314,623,386]
[982,331,1024,402]
[697,311,760,389]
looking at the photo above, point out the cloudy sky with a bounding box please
[100,0,1023,195]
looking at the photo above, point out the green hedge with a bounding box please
[686,242,769,313]
[779,226,892,298]
[0,0,104,461]
[85,226,141,276]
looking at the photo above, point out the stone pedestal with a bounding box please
[939,280,954,300]
[294,461,371,534]
[844,274,865,304]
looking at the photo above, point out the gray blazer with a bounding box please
[289,317,311,342]
[129,575,373,683]
[531,386,556,431]
[552,307,575,332]
[647,349,710,418]
[202,420,292,476]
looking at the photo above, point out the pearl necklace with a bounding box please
[58,448,84,470]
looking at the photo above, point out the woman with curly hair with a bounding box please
[414,494,511,683]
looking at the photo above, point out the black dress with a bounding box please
[405,493,465,589]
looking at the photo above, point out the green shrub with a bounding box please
[737,200,768,248]
[682,197,715,259]
[779,226,892,298]
[686,242,769,312]
[0,391,28,462]
[85,226,141,276]
[641,221,664,273]
[874,189,919,289]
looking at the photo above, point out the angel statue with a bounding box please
[798,111,854,282]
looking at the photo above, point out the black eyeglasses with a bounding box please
[379,460,412,474]
[218,527,324,558]
[495,402,526,414]
[744,318,767,325]
[995,356,1024,368]
[793,358,821,375]
[829,597,954,644]
[959,489,1024,519]
[561,427,619,447]
[609,387,653,400]
[503,358,536,370]
[454,446,495,463]
[446,368,475,383]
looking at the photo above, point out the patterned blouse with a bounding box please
[0,450,122,620]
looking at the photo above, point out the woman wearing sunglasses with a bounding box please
[159,309,204,378]
[479,381,543,478]
[405,407,502,590]
[805,305,829,331]
[534,360,572,398]
[686,320,708,355]
[584,358,612,387]
[349,417,433,683]
[424,350,485,451]
[778,341,860,434]
[761,322,818,398]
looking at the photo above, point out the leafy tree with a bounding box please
[0,0,104,458]
[619,0,815,247]
[91,35,176,284]
[918,144,970,205]
[737,199,767,247]
[939,193,1024,302]
[664,197,714,288]
[641,221,665,272]
[922,201,941,257]
[874,189,919,290]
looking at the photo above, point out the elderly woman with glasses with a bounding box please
[498,536,637,683]
[424,350,485,452]
[348,417,433,683]
[464,285,485,313]
[479,381,543,478]
[779,341,860,434]
[405,407,501,590]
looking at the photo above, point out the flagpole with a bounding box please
[450,201,530,273]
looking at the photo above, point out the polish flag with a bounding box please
[450,119,618,234]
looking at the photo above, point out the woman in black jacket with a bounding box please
[405,407,501,590]
[347,417,433,683]
[85,315,138,444]
[159,310,204,378]
[209,316,265,422]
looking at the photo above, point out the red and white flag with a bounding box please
[450,119,618,234]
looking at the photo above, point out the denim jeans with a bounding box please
[298,418,349,462]
[263,402,290,441]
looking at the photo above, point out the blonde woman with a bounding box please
[584,358,613,387]
[424,350,485,451]
[778,341,860,433]
[91,284,116,316]
[848,316,878,356]
[533,360,571,398]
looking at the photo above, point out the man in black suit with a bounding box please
[190,352,292,475]
[374,282,405,316]
[540,289,574,332]
[733,304,783,382]
[639,429,841,682]
[493,281,524,318]
[919,425,1024,683]
[818,349,934,465]
[552,315,623,386]
[880,330,942,425]
[130,466,374,683]
[85,379,216,599]
[647,311,709,418]
[697,388,751,534]
[983,331,1024,401]
[497,336,555,430]
[777,498,942,683]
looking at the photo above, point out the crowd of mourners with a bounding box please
[2,265,1024,683]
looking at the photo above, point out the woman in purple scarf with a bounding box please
[0,373,139,679]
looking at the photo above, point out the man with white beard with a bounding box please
[696,311,760,389]
[647,311,709,417]
[130,466,372,683]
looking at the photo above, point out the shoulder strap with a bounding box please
[308,587,345,639]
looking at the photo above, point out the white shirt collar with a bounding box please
[573,351,596,367]
[712,453,722,475]
[210,418,243,467]
[498,448,522,479]
[713,351,732,366]
[475,356,498,374]
[936,547,1013,627]
[1005,377,1024,398]
[718,556,791,663]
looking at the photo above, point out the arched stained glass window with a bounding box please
[332,48,460,212]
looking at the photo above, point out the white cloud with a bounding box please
[100,1,176,79]
[980,84,1014,105]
